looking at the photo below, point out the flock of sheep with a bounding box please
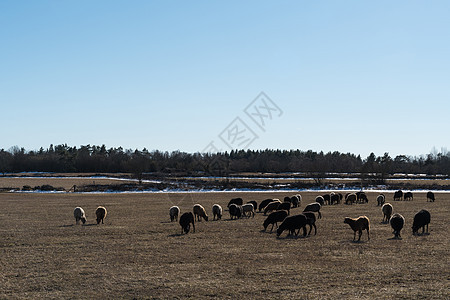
[167,190,434,241]
[71,190,434,241]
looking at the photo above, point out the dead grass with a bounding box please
[0,186,449,299]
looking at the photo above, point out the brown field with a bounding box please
[1,182,449,299]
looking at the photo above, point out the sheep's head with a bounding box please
[276,228,282,237]
[184,224,190,234]
[344,218,350,224]
[204,215,209,221]
[81,217,87,224]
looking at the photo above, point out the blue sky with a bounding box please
[1,1,449,158]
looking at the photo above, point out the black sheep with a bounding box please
[412,209,431,235]
[290,195,300,208]
[259,199,273,212]
[276,214,308,237]
[227,197,243,208]
[263,210,288,232]
[302,211,317,235]
[179,212,195,234]
[277,202,291,215]
[426,191,435,202]
[315,196,325,206]
[394,190,403,201]
[404,192,413,201]
[390,213,405,239]
[229,204,242,220]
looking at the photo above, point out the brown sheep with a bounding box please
[344,216,370,242]
[382,203,393,223]
[345,193,357,205]
[193,204,208,221]
[264,200,281,215]
[95,206,107,224]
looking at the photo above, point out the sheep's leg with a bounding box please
[353,231,356,241]
[192,222,195,233]
[318,211,322,219]
[357,230,362,241]
[308,225,312,236]
[313,224,317,235]
[367,229,370,240]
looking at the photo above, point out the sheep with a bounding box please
[276,214,308,237]
[390,213,405,239]
[330,193,340,205]
[242,203,255,218]
[394,190,403,201]
[227,197,243,208]
[315,196,325,206]
[426,191,435,202]
[229,204,242,220]
[74,207,87,225]
[404,192,413,201]
[179,212,195,234]
[284,196,292,205]
[247,200,258,211]
[169,206,180,222]
[292,194,301,207]
[212,204,222,220]
[193,204,208,222]
[344,216,370,242]
[303,202,321,219]
[356,191,368,204]
[376,194,385,206]
[302,211,317,235]
[263,210,288,232]
[412,209,431,235]
[345,193,357,205]
[264,200,282,215]
[95,206,107,224]
[322,194,331,205]
[259,199,274,212]
[277,202,291,215]
[382,203,393,223]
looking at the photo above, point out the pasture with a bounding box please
[0,189,449,299]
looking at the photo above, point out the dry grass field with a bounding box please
[1,185,449,299]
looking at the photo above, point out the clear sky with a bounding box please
[1,1,449,158]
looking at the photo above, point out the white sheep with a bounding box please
[193,204,208,221]
[74,207,87,225]
[169,206,180,222]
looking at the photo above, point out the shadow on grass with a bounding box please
[388,236,403,240]
[83,223,98,227]
[59,224,74,228]
[168,233,189,237]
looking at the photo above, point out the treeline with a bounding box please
[0,144,449,177]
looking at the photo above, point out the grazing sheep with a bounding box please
[169,206,180,222]
[263,210,288,232]
[345,193,357,205]
[412,209,431,235]
[212,204,222,220]
[95,206,107,224]
[394,190,403,201]
[229,204,242,220]
[344,216,370,242]
[303,202,322,219]
[315,196,325,206]
[390,213,405,239]
[330,193,340,205]
[376,194,385,206]
[404,192,413,201]
[356,191,368,204]
[322,194,331,205]
[242,203,255,218]
[264,200,282,215]
[302,211,317,236]
[292,194,301,207]
[277,202,291,215]
[74,207,87,225]
[247,200,258,211]
[193,204,208,222]
[227,197,243,208]
[276,214,308,237]
[426,191,435,202]
[382,203,393,223]
[284,196,292,205]
[259,199,274,212]
[179,212,195,234]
